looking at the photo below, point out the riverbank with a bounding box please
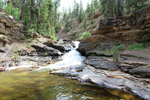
[0,40,148,99]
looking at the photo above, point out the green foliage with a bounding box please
[15,50,19,53]
[20,34,25,40]
[129,44,143,50]
[109,45,125,64]
[14,54,18,59]
[26,45,31,49]
[79,32,91,39]
[83,12,87,29]
[55,22,62,30]
[129,43,150,50]
[0,0,61,39]
[24,44,31,49]
[142,35,149,48]
[0,1,4,8]
[4,4,20,21]
[65,27,71,33]
[65,18,72,33]
[51,27,57,41]
[113,45,124,52]
[14,50,19,60]
[113,51,119,64]
[90,18,94,24]
[129,35,150,50]
[44,52,48,56]
[27,29,35,37]
[92,54,96,56]
[142,35,148,42]
[71,31,76,36]
[109,45,124,55]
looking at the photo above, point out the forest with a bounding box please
[0,0,149,40]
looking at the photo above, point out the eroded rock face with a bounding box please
[78,6,150,56]
[84,56,118,71]
[31,45,62,56]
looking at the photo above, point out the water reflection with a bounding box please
[0,70,142,100]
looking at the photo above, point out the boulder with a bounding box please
[31,45,62,56]
[44,42,65,52]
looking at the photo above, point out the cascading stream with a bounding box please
[38,41,86,70]
[2,41,143,100]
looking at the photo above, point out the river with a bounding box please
[0,41,143,100]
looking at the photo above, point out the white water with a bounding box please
[6,41,85,71]
[38,41,85,70]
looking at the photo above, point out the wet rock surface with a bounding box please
[50,45,150,100]
[50,62,150,100]
[84,56,118,71]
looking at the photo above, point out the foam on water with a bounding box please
[38,41,85,70]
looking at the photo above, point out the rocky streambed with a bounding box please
[45,41,149,100]
[0,40,149,100]
[0,37,75,71]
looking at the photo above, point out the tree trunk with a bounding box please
[115,0,118,16]
[20,0,25,20]
[11,0,13,14]
[30,0,34,27]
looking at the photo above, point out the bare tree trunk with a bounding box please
[30,0,35,27]
[115,0,118,16]
[11,0,13,14]
[20,0,25,20]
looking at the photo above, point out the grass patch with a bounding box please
[79,32,91,39]
[71,31,76,36]
[109,45,124,55]
[129,43,150,50]
[108,45,125,64]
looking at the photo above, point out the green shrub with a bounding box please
[56,22,62,30]
[27,28,35,37]
[142,35,148,42]
[14,50,19,59]
[79,32,91,39]
[25,45,31,49]
[4,4,20,21]
[129,43,150,50]
[71,31,76,36]
[108,45,124,64]
[113,45,124,52]
[65,27,71,32]
[14,54,18,59]
[129,44,144,50]
[142,35,150,48]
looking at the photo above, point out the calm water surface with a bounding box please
[0,70,143,100]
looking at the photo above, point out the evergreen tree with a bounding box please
[83,12,87,29]
[78,0,83,22]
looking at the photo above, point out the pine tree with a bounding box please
[83,12,87,29]
[78,0,83,22]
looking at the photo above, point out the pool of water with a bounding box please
[0,69,143,100]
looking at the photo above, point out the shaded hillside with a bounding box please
[56,12,103,40]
